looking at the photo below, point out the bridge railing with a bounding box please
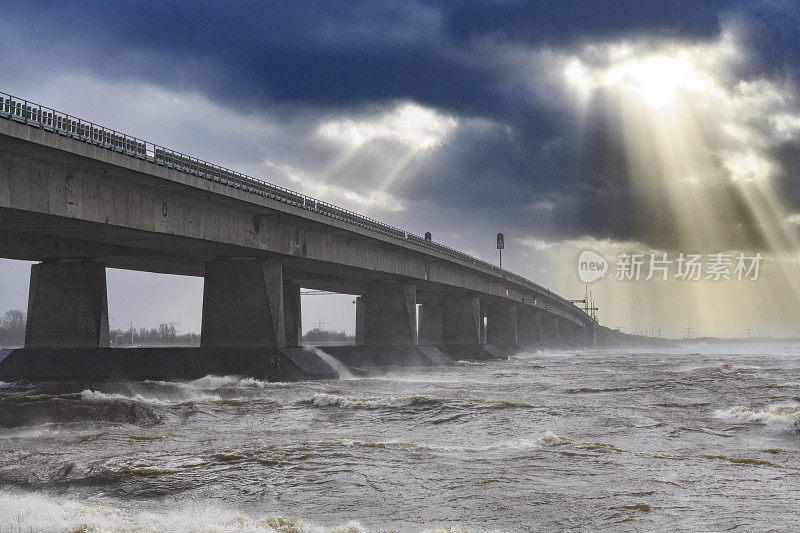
[0,90,590,321]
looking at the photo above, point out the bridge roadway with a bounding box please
[0,93,595,381]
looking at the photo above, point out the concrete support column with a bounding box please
[201,259,285,348]
[362,283,417,346]
[283,281,302,348]
[355,297,365,345]
[418,303,443,345]
[541,316,560,345]
[442,294,481,345]
[562,321,574,346]
[486,303,518,345]
[25,261,110,348]
[518,307,543,346]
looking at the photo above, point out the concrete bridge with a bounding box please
[0,92,595,381]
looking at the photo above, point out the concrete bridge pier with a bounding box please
[283,281,302,348]
[418,303,443,345]
[485,303,518,356]
[436,294,502,360]
[575,324,595,348]
[1,258,336,381]
[362,282,417,346]
[354,296,365,345]
[517,307,543,351]
[323,283,452,367]
[201,259,286,348]
[562,321,574,347]
[199,259,337,379]
[25,260,110,348]
[541,316,560,347]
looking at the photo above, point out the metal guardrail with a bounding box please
[0,90,590,321]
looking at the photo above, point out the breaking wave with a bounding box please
[0,490,370,533]
[306,393,442,408]
[341,431,571,453]
[79,389,222,406]
[304,393,539,411]
[714,403,800,429]
[78,375,285,406]
[0,394,162,427]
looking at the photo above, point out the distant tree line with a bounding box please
[1,309,353,346]
[302,327,354,343]
[110,323,200,346]
[0,310,200,346]
[0,309,26,345]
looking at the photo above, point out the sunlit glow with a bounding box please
[316,102,458,150]
[546,30,800,337]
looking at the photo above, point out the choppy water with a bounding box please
[0,344,799,532]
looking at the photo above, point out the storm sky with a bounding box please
[2,1,800,337]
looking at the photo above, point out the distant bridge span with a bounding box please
[0,92,595,381]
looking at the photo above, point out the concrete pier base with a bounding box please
[0,346,338,382]
[318,345,454,368]
[562,322,574,346]
[436,344,501,360]
[25,261,109,348]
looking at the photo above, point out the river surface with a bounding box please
[0,344,798,532]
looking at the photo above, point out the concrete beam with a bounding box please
[418,303,443,345]
[442,295,481,345]
[362,283,417,346]
[201,259,285,348]
[25,261,110,348]
[486,303,518,346]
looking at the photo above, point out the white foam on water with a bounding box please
[340,431,571,454]
[715,403,800,429]
[79,389,222,406]
[78,374,296,406]
[0,490,369,533]
[308,393,437,408]
[0,425,58,439]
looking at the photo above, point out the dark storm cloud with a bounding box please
[2,0,799,247]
